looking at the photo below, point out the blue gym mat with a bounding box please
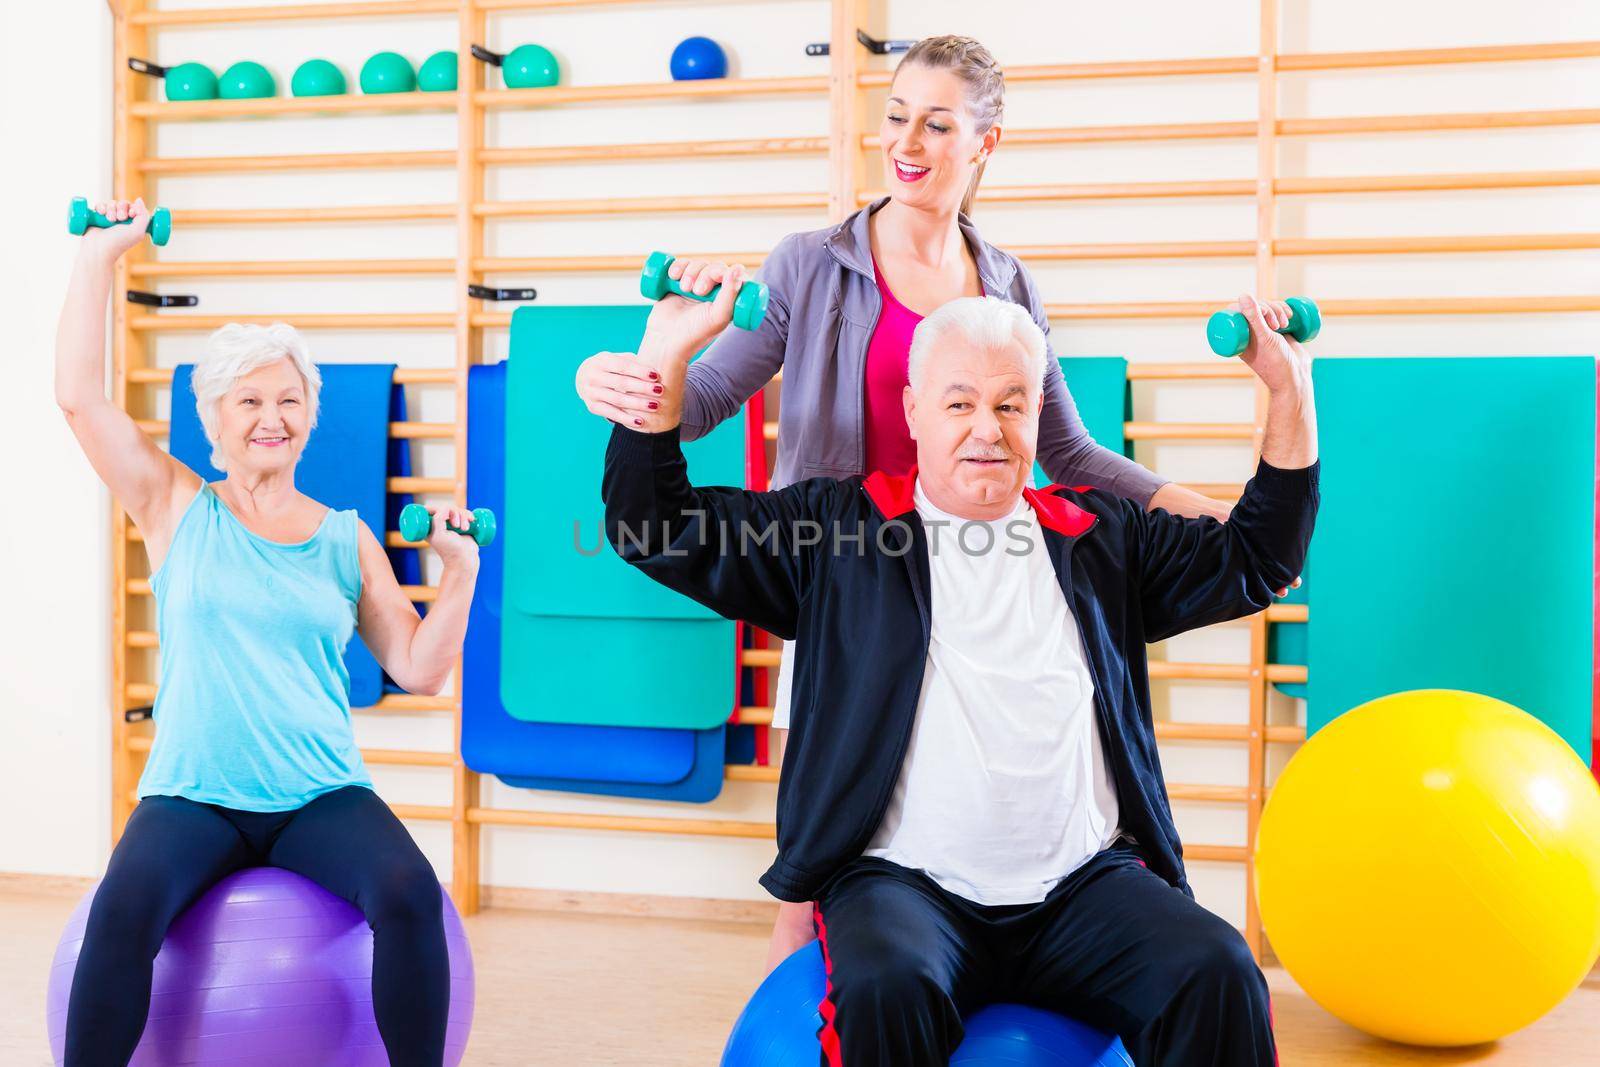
[499,306,744,729]
[1305,356,1595,759]
[461,363,725,800]
[169,363,419,708]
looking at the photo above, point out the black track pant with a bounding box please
[64,786,449,1067]
[813,844,1277,1067]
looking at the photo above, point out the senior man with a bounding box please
[597,268,1317,1066]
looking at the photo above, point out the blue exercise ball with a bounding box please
[722,942,1132,1066]
[670,35,728,81]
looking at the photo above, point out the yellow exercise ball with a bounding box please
[1254,689,1600,1046]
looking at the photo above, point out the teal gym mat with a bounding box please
[501,306,745,728]
[1032,357,1130,487]
[1305,356,1594,760]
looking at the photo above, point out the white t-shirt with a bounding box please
[861,480,1122,905]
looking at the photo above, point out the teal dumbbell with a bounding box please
[640,251,769,331]
[68,198,172,247]
[1206,296,1321,357]
[399,503,496,547]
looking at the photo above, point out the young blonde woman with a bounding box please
[575,36,1237,969]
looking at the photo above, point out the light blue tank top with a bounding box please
[138,485,373,811]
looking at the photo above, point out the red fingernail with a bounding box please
[649,371,659,380]
[648,401,659,410]
[653,385,663,394]
[634,418,644,426]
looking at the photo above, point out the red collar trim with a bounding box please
[861,467,1096,537]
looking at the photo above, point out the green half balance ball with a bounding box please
[417,50,458,92]
[503,43,559,89]
[218,60,276,100]
[291,58,347,97]
[360,51,417,94]
[164,62,218,101]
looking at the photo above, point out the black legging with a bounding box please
[64,786,450,1067]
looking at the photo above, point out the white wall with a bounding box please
[4,0,1597,928]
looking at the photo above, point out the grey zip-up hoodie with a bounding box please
[680,198,1170,504]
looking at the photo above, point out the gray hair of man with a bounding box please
[191,323,322,472]
[906,295,1049,395]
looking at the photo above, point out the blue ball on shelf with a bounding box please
[670,36,728,81]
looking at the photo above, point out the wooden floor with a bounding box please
[3,880,1596,1065]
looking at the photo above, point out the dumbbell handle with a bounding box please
[398,503,497,547]
[68,197,172,247]
[640,251,769,331]
[1206,296,1321,357]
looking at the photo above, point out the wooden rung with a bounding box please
[467,807,776,839]
[476,76,825,109]
[388,477,456,494]
[478,137,827,166]
[1267,604,1308,623]
[1276,40,1600,72]
[1279,107,1600,137]
[368,693,458,712]
[734,707,774,727]
[127,367,457,386]
[1276,233,1600,256]
[126,682,156,702]
[173,205,456,226]
[132,91,458,121]
[142,150,455,175]
[474,253,766,274]
[740,649,782,669]
[1156,722,1306,744]
[133,0,455,26]
[1124,422,1256,441]
[389,421,458,439]
[472,312,512,328]
[361,748,455,768]
[1149,662,1310,685]
[1182,844,1249,863]
[725,765,780,784]
[129,259,453,278]
[1047,296,1600,320]
[1167,784,1250,803]
[1128,362,1253,381]
[1015,240,1254,260]
[131,314,457,331]
[390,804,454,822]
[126,630,158,649]
[476,192,827,218]
[866,179,1257,205]
[860,56,1255,87]
[867,122,1255,149]
[1278,168,1600,196]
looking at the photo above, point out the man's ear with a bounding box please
[902,385,917,441]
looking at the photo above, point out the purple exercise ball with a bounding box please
[46,867,474,1066]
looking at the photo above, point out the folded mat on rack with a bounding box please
[1305,356,1594,761]
[169,362,420,708]
[500,306,744,728]
[461,362,724,796]
[1031,357,1130,487]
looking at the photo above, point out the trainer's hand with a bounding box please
[1232,293,1312,398]
[639,259,747,369]
[81,197,153,261]
[576,351,663,429]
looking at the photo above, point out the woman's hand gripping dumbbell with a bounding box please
[398,504,496,568]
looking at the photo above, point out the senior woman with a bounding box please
[577,34,1235,967]
[54,199,477,1067]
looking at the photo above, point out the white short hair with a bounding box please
[907,296,1048,394]
[192,323,321,471]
